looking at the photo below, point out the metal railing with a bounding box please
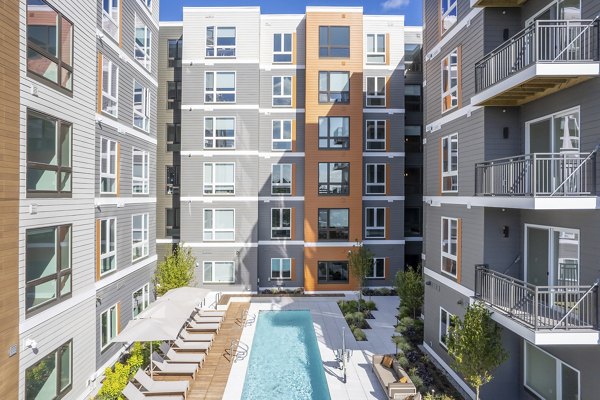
[475,152,596,197]
[474,265,599,331]
[475,19,600,92]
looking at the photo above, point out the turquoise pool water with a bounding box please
[241,310,331,400]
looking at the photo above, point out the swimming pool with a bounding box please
[241,310,331,400]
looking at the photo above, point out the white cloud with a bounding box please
[381,0,410,10]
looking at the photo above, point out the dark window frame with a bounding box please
[167,81,182,110]
[166,123,181,152]
[319,71,350,104]
[167,38,182,68]
[319,26,350,58]
[166,165,180,195]
[365,120,386,151]
[318,162,350,196]
[318,208,349,240]
[271,208,292,239]
[25,339,73,400]
[318,261,349,283]
[367,258,386,279]
[319,116,350,149]
[166,207,180,237]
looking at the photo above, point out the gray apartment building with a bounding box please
[422,0,600,398]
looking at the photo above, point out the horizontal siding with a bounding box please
[188,247,258,292]
[259,16,305,65]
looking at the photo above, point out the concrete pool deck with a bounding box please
[222,295,400,400]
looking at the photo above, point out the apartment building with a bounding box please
[422,0,600,398]
[156,6,413,293]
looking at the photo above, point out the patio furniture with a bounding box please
[151,352,198,378]
[190,316,223,324]
[123,382,184,400]
[186,322,220,333]
[372,355,419,400]
[133,369,188,397]
[197,310,226,318]
[159,343,205,366]
[178,331,215,343]
[173,338,211,352]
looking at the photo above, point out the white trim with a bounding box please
[100,304,119,351]
[20,291,95,334]
[261,151,305,158]
[441,48,459,114]
[156,238,179,244]
[95,255,157,291]
[271,120,293,151]
[270,207,292,239]
[441,133,459,193]
[365,76,386,107]
[159,21,183,27]
[136,0,158,29]
[362,108,404,114]
[205,26,237,58]
[182,196,259,202]
[422,343,476,400]
[366,33,387,65]
[304,240,405,247]
[365,163,386,195]
[271,163,293,195]
[131,283,150,318]
[272,33,293,64]
[261,196,304,202]
[424,267,474,298]
[99,217,117,277]
[425,7,482,62]
[99,137,117,194]
[426,104,481,134]
[134,14,152,72]
[131,213,150,263]
[204,71,236,103]
[524,106,580,154]
[258,240,304,246]
[132,148,150,195]
[305,6,363,12]
[440,217,459,278]
[365,207,386,239]
[186,58,259,65]
[202,261,236,283]
[203,162,236,195]
[366,258,386,279]
[203,208,235,241]
[184,104,258,111]
[261,64,305,70]
[362,196,404,201]
[270,258,292,280]
[186,150,258,157]
[204,116,236,149]
[440,0,458,36]
[423,195,600,210]
[183,242,258,248]
[439,307,453,350]
[96,114,157,145]
[95,197,157,206]
[362,152,405,157]
[260,108,306,114]
[184,6,260,12]
[365,120,387,151]
[363,64,405,71]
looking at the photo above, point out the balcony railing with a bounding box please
[475,152,596,197]
[474,265,599,331]
[475,19,600,93]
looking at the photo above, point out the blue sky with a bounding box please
[159,0,422,26]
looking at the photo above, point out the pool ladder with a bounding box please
[229,338,249,362]
[240,309,256,327]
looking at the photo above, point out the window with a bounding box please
[442,133,458,192]
[367,258,385,279]
[204,209,235,241]
[319,163,350,195]
[165,208,180,237]
[366,120,386,151]
[366,76,386,107]
[405,126,422,153]
[27,111,72,196]
[271,208,291,239]
[272,120,292,150]
[101,304,118,349]
[132,283,150,317]
[271,258,292,279]
[273,33,292,63]
[318,209,349,240]
[319,72,350,103]
[272,164,292,195]
[366,164,386,194]
[101,57,119,116]
[319,117,350,149]
[441,0,458,35]
[405,207,422,237]
[132,149,149,195]
[203,261,235,283]
[441,217,458,277]
[204,117,235,149]
[99,218,117,275]
[166,166,179,195]
[25,225,71,313]
[167,38,182,68]
[367,34,386,64]
[405,84,422,112]
[365,208,386,238]
[134,16,151,70]
[25,341,72,400]
[439,308,455,349]
[102,0,120,41]
[133,81,150,132]
[167,81,182,109]
[319,26,350,57]
[100,137,117,194]
[141,0,152,10]
[205,72,236,103]
[206,27,236,57]
[525,342,580,400]
[405,43,423,73]
[26,0,73,91]
[272,76,292,107]
[442,49,459,113]
[132,214,149,261]
[166,123,181,151]
[318,261,348,283]
[204,163,235,195]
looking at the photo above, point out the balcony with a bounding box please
[474,266,600,344]
[471,0,527,7]
[473,20,600,106]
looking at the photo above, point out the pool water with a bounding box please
[241,310,331,400]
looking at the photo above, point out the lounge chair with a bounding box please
[123,382,184,400]
[173,338,211,352]
[151,352,198,378]
[197,309,226,318]
[186,322,220,333]
[178,331,215,343]
[159,343,205,366]
[190,316,223,324]
[133,369,188,397]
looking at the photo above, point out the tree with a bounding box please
[447,302,508,400]
[153,244,196,296]
[395,269,424,318]
[347,241,374,311]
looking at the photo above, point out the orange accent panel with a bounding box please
[304,247,359,292]
[116,303,121,333]
[96,219,101,281]
[116,143,121,196]
[385,33,390,65]
[292,75,297,109]
[291,258,297,281]
[457,218,463,284]
[97,52,103,114]
[292,119,297,152]
[292,32,297,65]
[385,257,390,279]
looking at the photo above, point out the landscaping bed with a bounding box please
[337,299,377,341]
[362,287,397,296]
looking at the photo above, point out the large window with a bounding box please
[132,283,150,317]
[272,164,292,195]
[132,149,150,195]
[167,81,181,109]
[204,209,235,241]
[132,214,149,262]
[25,341,72,400]
[203,163,235,195]
[319,26,350,57]
[366,120,386,151]
[101,57,119,116]
[273,33,292,63]
[439,308,455,350]
[134,15,151,70]
[100,137,117,194]
[206,27,236,57]
[367,258,385,279]
[205,72,236,103]
[25,225,71,313]
[318,209,349,240]
[101,304,118,350]
[442,49,459,113]
[318,261,348,283]
[203,261,235,283]
[365,207,386,238]
[166,123,181,151]
[405,84,422,112]
[441,217,458,277]
[366,33,386,64]
[272,120,292,150]
[27,111,72,197]
[319,72,350,103]
[26,0,73,91]
[271,258,291,279]
[99,218,117,275]
[273,76,292,107]
[366,76,386,107]
[525,342,580,400]
[133,81,150,132]
[319,162,350,195]
[165,208,180,237]
[102,0,120,41]
[366,164,386,194]
[442,133,458,192]
[319,117,350,149]
[271,208,292,239]
[167,38,182,68]
[204,117,235,149]
[441,0,458,35]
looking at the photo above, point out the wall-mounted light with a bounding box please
[502,225,510,238]
[457,299,464,306]
[425,281,432,286]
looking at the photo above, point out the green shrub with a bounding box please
[153,245,196,296]
[364,300,377,311]
[345,311,366,329]
[409,373,424,392]
[97,362,130,400]
[398,305,411,320]
[352,327,367,341]
[424,394,455,400]
[379,287,392,296]
[392,335,413,353]
[396,354,410,369]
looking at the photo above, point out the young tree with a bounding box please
[347,241,374,311]
[447,302,508,400]
[153,244,196,296]
[395,269,424,318]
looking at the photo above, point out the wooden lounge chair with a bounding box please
[190,316,222,324]
[178,331,214,343]
[133,369,188,398]
[123,382,184,400]
[197,309,226,318]
[151,352,197,378]
[186,322,220,333]
[173,338,211,352]
[159,343,205,366]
